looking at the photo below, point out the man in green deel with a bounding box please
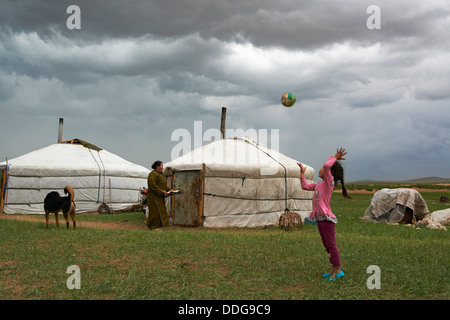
[144,161,171,229]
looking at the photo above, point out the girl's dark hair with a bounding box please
[331,161,352,199]
[151,160,162,170]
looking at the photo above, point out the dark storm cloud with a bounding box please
[3,0,448,49]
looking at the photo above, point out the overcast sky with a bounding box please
[1,0,449,181]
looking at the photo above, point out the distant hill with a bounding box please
[348,177,450,185]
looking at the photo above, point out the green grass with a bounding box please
[0,192,448,300]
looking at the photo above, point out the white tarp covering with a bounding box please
[362,188,430,223]
[0,141,150,214]
[164,137,315,228]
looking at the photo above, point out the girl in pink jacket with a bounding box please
[298,148,351,282]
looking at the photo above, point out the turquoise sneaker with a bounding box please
[325,271,344,282]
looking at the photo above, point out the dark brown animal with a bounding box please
[43,186,76,229]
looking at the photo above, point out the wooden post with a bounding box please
[168,169,174,223]
[200,163,206,225]
[0,158,7,214]
[0,168,5,213]
[220,107,226,139]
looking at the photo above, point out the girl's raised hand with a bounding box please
[297,162,306,174]
[335,148,347,160]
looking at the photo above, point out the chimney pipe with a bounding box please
[58,118,64,143]
[220,107,226,139]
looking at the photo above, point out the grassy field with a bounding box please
[0,192,449,300]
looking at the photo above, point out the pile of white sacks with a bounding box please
[416,208,450,231]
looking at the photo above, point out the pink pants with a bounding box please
[317,221,341,269]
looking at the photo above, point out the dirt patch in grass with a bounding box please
[335,187,450,194]
[0,213,200,231]
[0,213,147,231]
